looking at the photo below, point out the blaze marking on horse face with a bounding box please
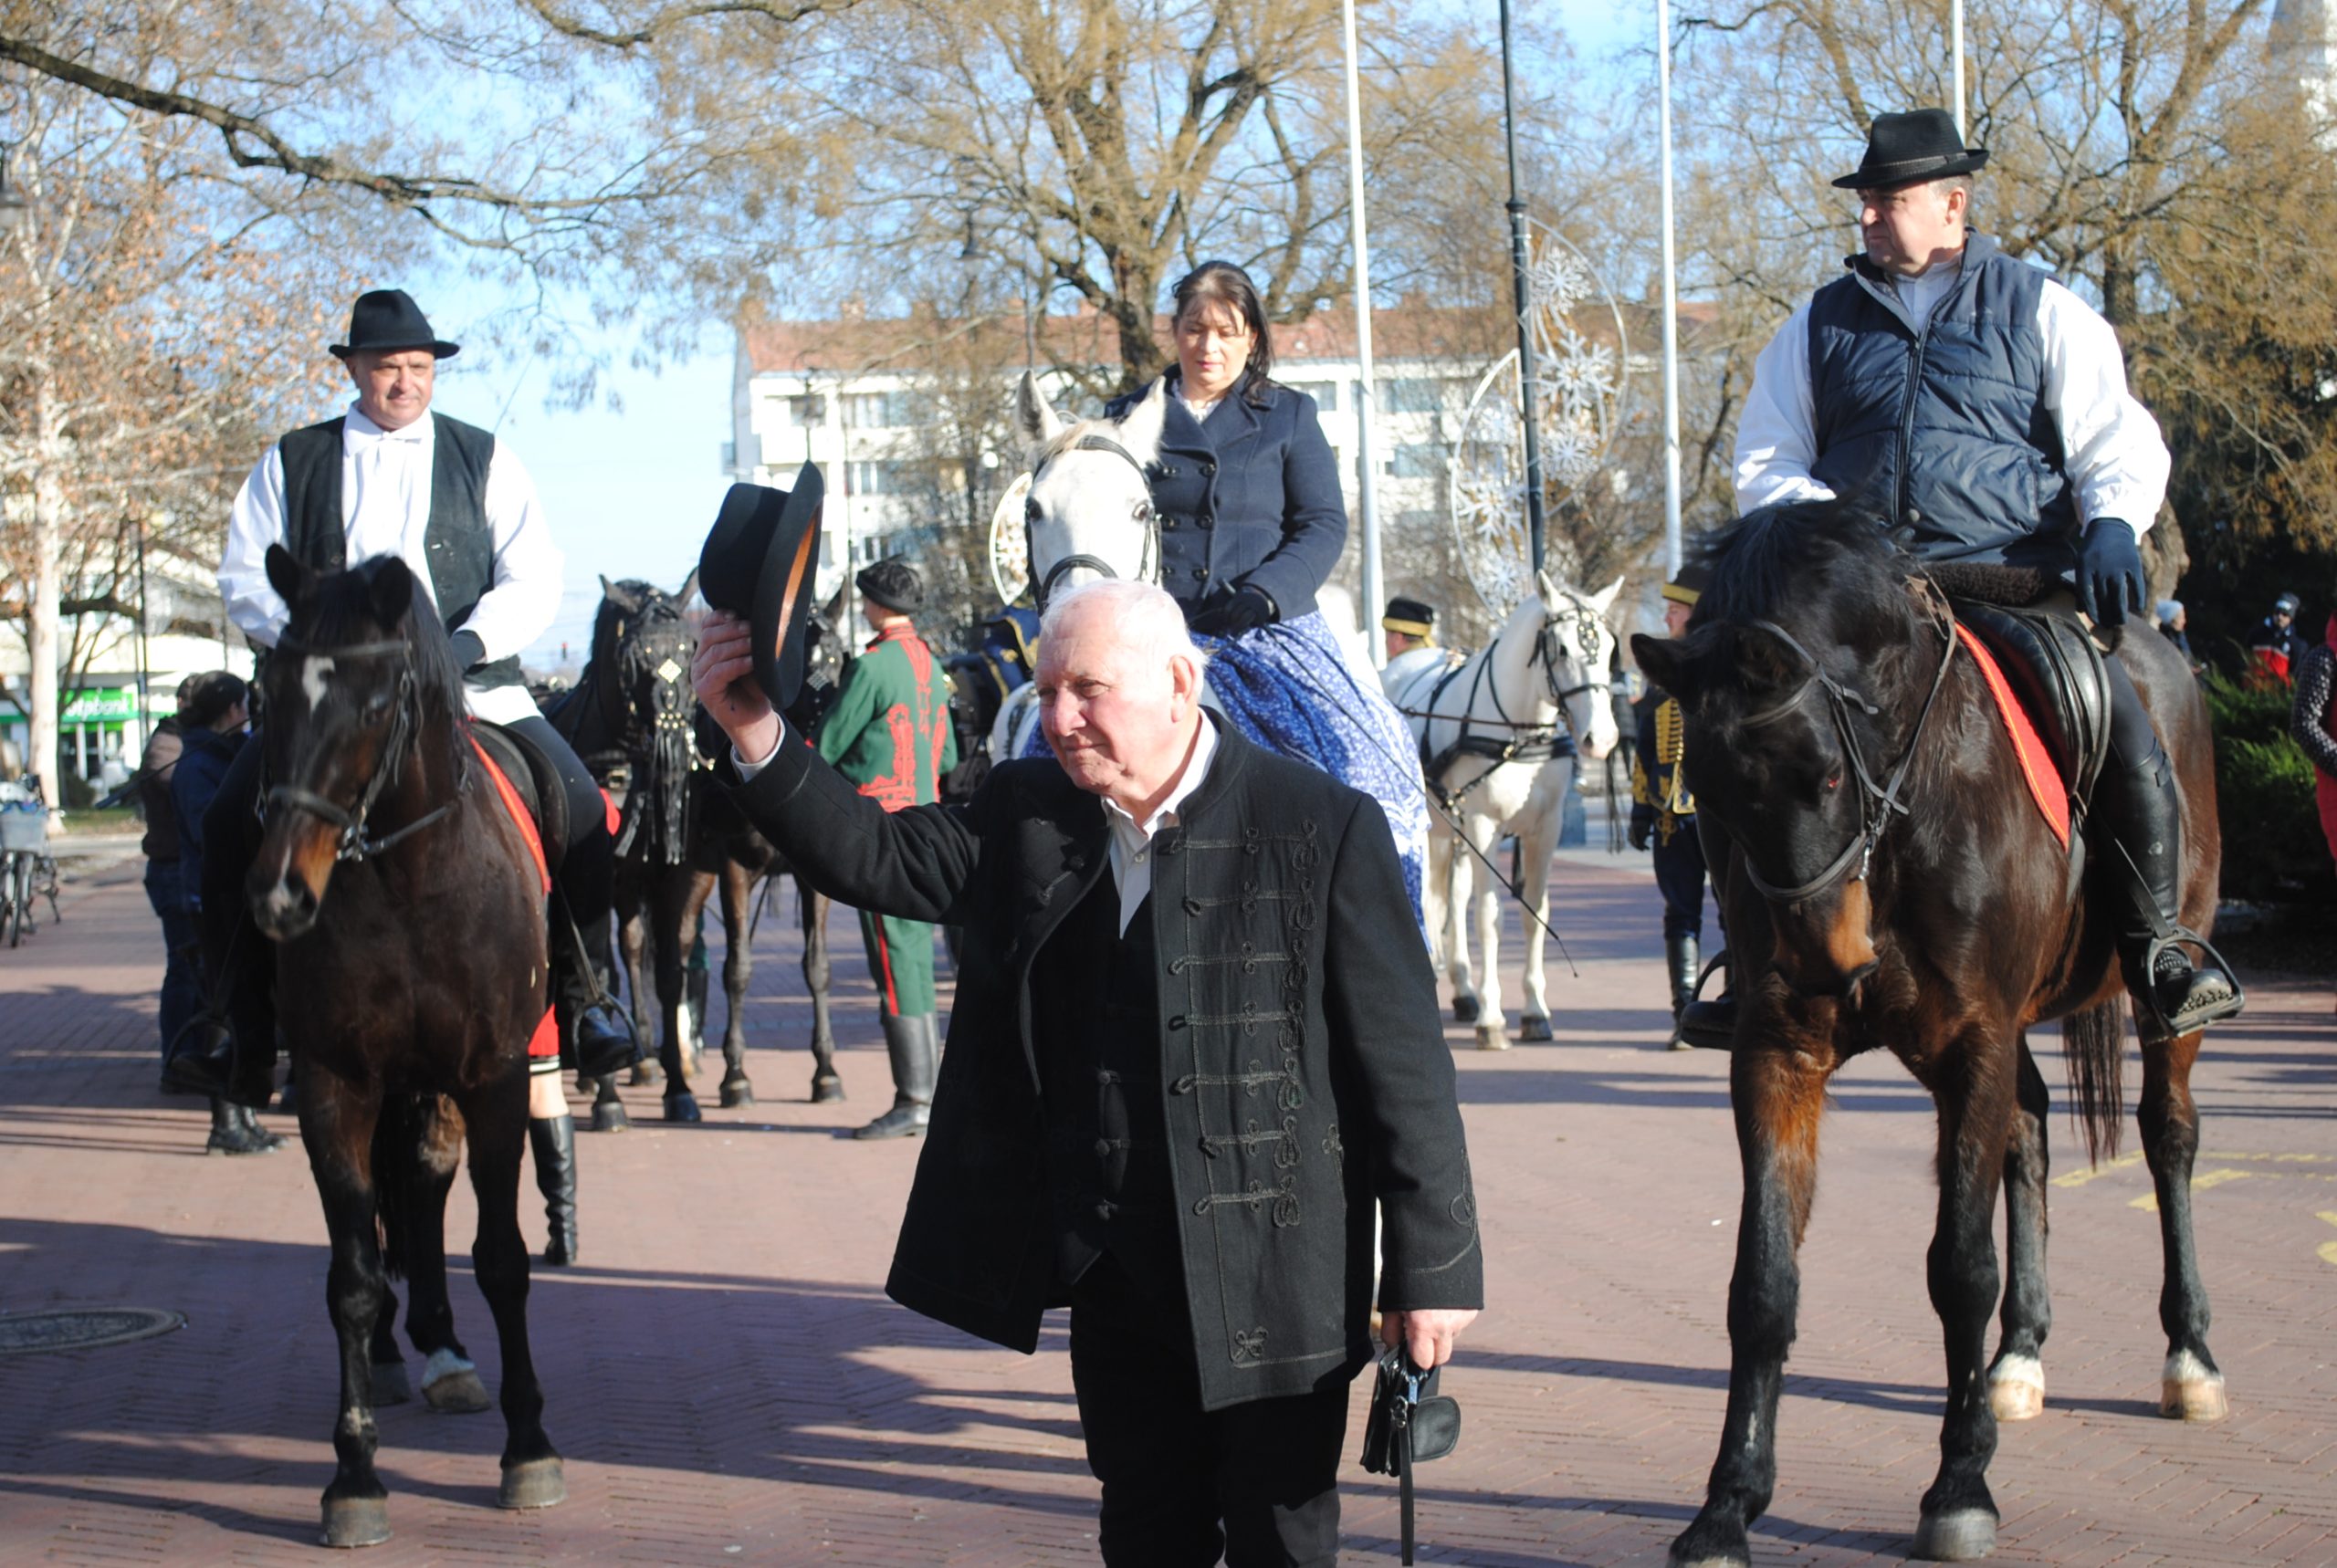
[301,655,336,712]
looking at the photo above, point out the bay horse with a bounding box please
[547,576,845,1123]
[1385,571,1622,1047]
[247,547,560,1546]
[1631,506,2226,1567]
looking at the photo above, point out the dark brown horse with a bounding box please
[248,547,561,1545]
[1632,507,2225,1568]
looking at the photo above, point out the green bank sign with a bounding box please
[59,687,137,723]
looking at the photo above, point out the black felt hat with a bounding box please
[855,557,924,614]
[1832,110,1988,191]
[329,289,461,361]
[697,465,826,709]
[1661,564,1712,607]
[1382,596,1436,635]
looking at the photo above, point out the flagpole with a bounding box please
[1657,0,1682,576]
[1952,0,1966,136]
[1498,0,1546,572]
[1340,0,1386,666]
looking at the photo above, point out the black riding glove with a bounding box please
[2074,519,2144,628]
[450,630,487,672]
[1189,584,1277,638]
[1628,811,1654,852]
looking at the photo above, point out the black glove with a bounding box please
[1189,584,1277,639]
[450,630,487,671]
[1628,812,1654,852]
[2074,519,2144,628]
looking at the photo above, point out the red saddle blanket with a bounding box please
[466,731,560,1060]
[1953,624,2070,849]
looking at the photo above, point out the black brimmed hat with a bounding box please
[697,465,826,709]
[1833,110,1988,191]
[855,558,924,614]
[1382,596,1436,636]
[1661,563,1712,607]
[330,289,461,361]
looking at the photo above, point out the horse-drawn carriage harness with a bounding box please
[1398,593,1611,816]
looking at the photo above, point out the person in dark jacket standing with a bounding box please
[137,678,195,1087]
[1731,108,2239,1044]
[694,577,1481,1565]
[170,673,283,1155]
[812,557,959,1139]
[2252,591,2308,683]
[1630,567,1720,1046]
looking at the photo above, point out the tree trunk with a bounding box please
[29,371,65,812]
[1108,251,1164,393]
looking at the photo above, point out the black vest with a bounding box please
[276,413,521,689]
[1032,870,1179,1297]
[1807,234,2078,572]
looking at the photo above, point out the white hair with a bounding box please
[1041,579,1207,678]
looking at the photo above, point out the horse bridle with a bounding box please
[1731,611,1958,904]
[1406,589,1611,812]
[1025,434,1161,610]
[265,632,452,863]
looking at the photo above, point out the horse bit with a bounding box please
[1024,434,1160,610]
[1732,610,1958,904]
[264,633,452,863]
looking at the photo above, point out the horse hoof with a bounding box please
[590,1099,630,1134]
[665,1092,703,1124]
[1987,1356,2044,1422]
[810,1074,845,1104]
[1668,1554,1749,1568]
[1451,996,1481,1024]
[1474,1023,1511,1051]
[718,1075,754,1109]
[629,1061,660,1087]
[320,1496,392,1548]
[2161,1373,2228,1420]
[498,1457,566,1511]
[1518,1014,1552,1041]
[1912,1507,1997,1561]
[421,1350,491,1415]
[370,1359,413,1407]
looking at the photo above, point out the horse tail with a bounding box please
[372,1092,427,1283]
[2060,1000,2125,1166]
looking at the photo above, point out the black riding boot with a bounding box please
[206,1096,285,1155]
[853,1013,938,1140]
[1665,934,1700,1050]
[552,888,639,1082]
[529,1113,580,1266]
[1675,950,1736,1051]
[2098,746,2244,1040]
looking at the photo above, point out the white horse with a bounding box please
[1385,574,1621,1048]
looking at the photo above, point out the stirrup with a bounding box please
[1674,950,1737,1052]
[2136,929,2246,1043]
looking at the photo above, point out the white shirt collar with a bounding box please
[1100,716,1219,845]
[344,403,431,444]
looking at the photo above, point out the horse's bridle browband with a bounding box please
[1026,434,1161,610]
[1732,610,1958,904]
[265,632,454,863]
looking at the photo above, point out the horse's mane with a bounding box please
[1692,502,1910,630]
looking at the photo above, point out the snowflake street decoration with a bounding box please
[1449,222,1630,612]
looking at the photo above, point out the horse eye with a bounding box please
[1025,498,1043,521]
[1824,774,1841,791]
[1133,499,1152,521]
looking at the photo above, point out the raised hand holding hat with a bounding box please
[697,465,825,711]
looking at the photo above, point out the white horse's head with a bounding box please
[1515,568,1622,761]
[1015,371,1168,609]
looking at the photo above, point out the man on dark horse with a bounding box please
[1724,109,2241,1044]
[171,292,639,1200]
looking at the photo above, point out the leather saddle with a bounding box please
[471,720,570,876]
[1949,594,2112,827]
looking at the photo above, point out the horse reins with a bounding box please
[264,633,454,863]
[1025,434,1160,610]
[1732,610,1958,904]
[1402,594,1609,813]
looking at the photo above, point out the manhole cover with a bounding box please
[0,1308,186,1356]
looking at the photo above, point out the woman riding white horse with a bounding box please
[1385,573,1620,1047]
[1012,260,1430,923]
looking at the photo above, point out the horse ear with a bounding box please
[1118,373,1169,455]
[1630,632,1692,700]
[601,576,642,614]
[264,544,310,609]
[1590,574,1625,614]
[1535,567,1559,608]
[677,569,699,606]
[367,557,418,632]
[1016,370,1064,444]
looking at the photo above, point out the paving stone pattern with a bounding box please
[0,851,2331,1564]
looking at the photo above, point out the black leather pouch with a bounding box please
[1358,1347,1462,1563]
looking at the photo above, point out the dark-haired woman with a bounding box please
[1105,260,1430,921]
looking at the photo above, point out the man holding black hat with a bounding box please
[180,291,634,1238]
[1730,109,2241,1043]
[814,556,958,1139]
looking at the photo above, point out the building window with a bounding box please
[1285,380,1339,413]
[1387,443,1446,479]
[844,391,921,429]
[785,393,825,427]
[1386,377,1450,414]
[850,459,928,497]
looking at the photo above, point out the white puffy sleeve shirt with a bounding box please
[218,405,563,724]
[1733,266,2171,538]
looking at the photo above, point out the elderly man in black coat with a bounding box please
[695,577,1481,1566]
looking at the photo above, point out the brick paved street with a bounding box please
[2,843,2332,1565]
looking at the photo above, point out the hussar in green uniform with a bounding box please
[814,557,959,1137]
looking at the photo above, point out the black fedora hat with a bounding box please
[330,288,461,361]
[1833,109,1988,191]
[698,465,825,710]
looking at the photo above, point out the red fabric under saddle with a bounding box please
[1953,624,2070,849]
[466,731,560,1061]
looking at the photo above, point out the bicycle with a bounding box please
[0,776,61,948]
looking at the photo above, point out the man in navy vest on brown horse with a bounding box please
[1724,110,2241,1047]
[173,289,636,1263]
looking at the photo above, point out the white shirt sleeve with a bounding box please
[219,444,292,650]
[458,439,565,662]
[1733,303,1836,514]
[734,723,788,780]
[2038,278,2167,538]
